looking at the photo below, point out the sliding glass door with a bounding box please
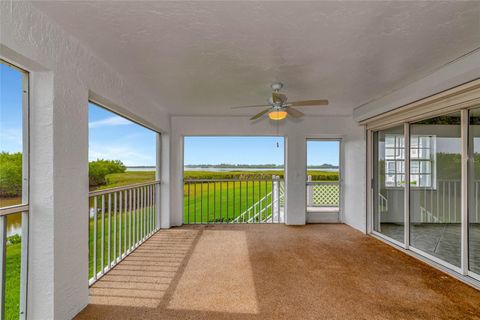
[373,126,405,243]
[409,112,462,267]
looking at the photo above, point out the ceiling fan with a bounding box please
[231,82,328,121]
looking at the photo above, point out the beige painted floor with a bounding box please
[76,224,480,320]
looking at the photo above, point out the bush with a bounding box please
[0,152,23,197]
[183,170,339,181]
[6,234,21,246]
[89,159,126,187]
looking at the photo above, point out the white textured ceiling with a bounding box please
[33,1,480,116]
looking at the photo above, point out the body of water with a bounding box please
[127,166,338,172]
[6,212,22,237]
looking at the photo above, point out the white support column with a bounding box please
[28,71,89,319]
[285,135,306,225]
[160,133,171,228]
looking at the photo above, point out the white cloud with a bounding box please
[89,143,155,166]
[0,128,23,152]
[89,116,131,129]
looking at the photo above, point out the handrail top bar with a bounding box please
[0,203,29,216]
[184,178,282,182]
[89,180,161,197]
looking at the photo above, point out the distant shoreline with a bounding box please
[126,165,339,172]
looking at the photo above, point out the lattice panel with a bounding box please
[312,185,339,206]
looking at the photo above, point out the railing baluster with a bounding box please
[201,182,204,224]
[264,180,267,222]
[220,182,222,223]
[107,193,111,268]
[233,181,236,223]
[194,182,197,224]
[207,182,210,223]
[129,189,132,251]
[143,186,146,239]
[101,194,105,274]
[147,185,150,235]
[119,191,122,260]
[246,181,249,223]
[252,180,255,223]
[153,184,156,230]
[187,182,190,225]
[113,192,117,265]
[137,187,140,244]
[150,185,152,231]
[213,182,217,223]
[144,186,147,237]
[133,188,136,247]
[227,181,229,223]
[140,187,143,240]
[0,216,7,320]
[257,181,259,223]
[93,197,98,280]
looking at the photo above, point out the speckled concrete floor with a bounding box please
[379,223,480,271]
[76,224,480,320]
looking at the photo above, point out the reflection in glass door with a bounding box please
[409,112,462,267]
[373,126,405,243]
[469,108,480,276]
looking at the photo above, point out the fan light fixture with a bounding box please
[230,82,329,121]
[268,110,287,120]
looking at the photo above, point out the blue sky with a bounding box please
[2,63,339,167]
[88,103,157,166]
[307,140,339,166]
[184,136,285,165]
[184,137,339,166]
[0,64,24,153]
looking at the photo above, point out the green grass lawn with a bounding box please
[5,242,21,320]
[183,180,277,223]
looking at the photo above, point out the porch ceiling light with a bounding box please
[268,110,287,120]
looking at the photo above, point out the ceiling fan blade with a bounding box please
[272,92,287,104]
[250,108,271,120]
[285,106,304,118]
[231,104,271,109]
[289,99,329,107]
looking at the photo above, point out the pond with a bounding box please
[1,197,23,237]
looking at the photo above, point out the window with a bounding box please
[410,135,435,188]
[384,134,435,188]
[1,60,29,319]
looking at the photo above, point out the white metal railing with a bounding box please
[184,176,283,224]
[378,180,480,223]
[378,193,388,213]
[89,181,160,286]
[306,176,340,207]
[0,204,29,320]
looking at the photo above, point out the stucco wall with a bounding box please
[1,2,169,319]
[170,116,366,232]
